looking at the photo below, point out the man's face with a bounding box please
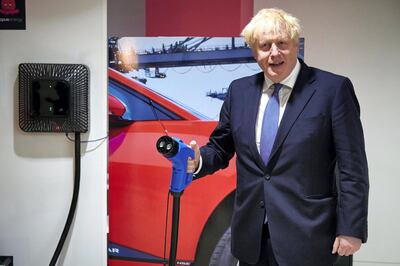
[253,30,299,83]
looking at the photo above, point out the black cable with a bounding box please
[163,191,171,265]
[65,133,108,143]
[49,132,81,266]
[169,192,182,266]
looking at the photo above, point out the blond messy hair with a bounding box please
[241,8,301,48]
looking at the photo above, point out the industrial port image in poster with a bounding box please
[109,37,265,120]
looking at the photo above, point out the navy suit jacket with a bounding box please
[195,60,369,266]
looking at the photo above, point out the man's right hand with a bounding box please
[187,140,200,173]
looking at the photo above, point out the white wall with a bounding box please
[255,0,400,265]
[0,0,108,265]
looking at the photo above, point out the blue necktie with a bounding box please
[260,83,283,164]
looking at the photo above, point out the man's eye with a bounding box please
[261,43,271,50]
[277,41,288,49]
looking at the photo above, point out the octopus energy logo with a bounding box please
[0,0,19,15]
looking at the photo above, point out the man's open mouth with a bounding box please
[270,61,284,67]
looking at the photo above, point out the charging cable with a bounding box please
[49,132,81,266]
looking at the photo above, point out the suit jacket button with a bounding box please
[265,174,271,180]
[259,201,265,208]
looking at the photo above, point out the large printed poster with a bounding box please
[108,37,304,266]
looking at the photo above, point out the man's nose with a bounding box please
[270,43,279,56]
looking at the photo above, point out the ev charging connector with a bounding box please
[156,135,194,266]
[156,135,194,193]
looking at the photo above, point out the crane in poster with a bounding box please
[109,37,256,73]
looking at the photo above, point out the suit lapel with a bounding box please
[246,73,268,170]
[267,62,316,167]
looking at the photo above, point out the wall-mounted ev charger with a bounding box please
[19,63,89,133]
[18,63,89,266]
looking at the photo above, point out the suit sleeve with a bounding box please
[194,84,236,179]
[332,77,369,242]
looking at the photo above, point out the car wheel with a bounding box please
[209,227,239,266]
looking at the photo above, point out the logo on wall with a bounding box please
[0,0,25,30]
[1,0,19,15]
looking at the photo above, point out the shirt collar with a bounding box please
[264,59,301,90]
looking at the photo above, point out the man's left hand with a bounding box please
[332,235,362,256]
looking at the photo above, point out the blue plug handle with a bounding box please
[169,137,194,193]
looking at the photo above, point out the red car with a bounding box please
[108,68,237,266]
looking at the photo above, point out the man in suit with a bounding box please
[187,8,369,266]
